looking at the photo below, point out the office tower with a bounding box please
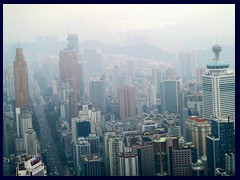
[153,136,179,176]
[16,154,47,176]
[13,48,30,109]
[4,66,15,99]
[206,117,235,176]
[104,132,116,176]
[196,66,206,83]
[86,133,100,155]
[3,112,16,157]
[25,129,37,156]
[147,84,156,109]
[119,152,139,176]
[89,76,106,113]
[161,79,181,113]
[172,143,197,176]
[202,45,235,118]
[71,118,91,142]
[108,136,124,176]
[15,108,33,155]
[59,49,80,117]
[73,137,91,176]
[84,49,103,74]
[118,86,136,121]
[81,155,105,176]
[67,34,79,58]
[133,143,155,176]
[78,60,85,100]
[152,68,162,99]
[181,108,188,140]
[112,66,120,98]
[59,82,72,123]
[178,51,196,83]
[185,116,211,158]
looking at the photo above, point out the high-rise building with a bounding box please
[161,79,181,113]
[152,68,162,99]
[133,143,155,176]
[147,84,157,109]
[73,137,91,176]
[119,152,139,176]
[84,49,103,74]
[3,112,16,157]
[15,108,33,155]
[185,116,211,158]
[108,136,124,176]
[111,66,120,98]
[67,34,79,58]
[196,66,206,83]
[4,66,15,99]
[86,133,100,155]
[81,155,105,176]
[103,132,116,176]
[25,129,38,156]
[178,51,196,83]
[13,48,30,109]
[202,45,235,118]
[118,86,136,121]
[172,142,197,176]
[16,154,47,176]
[206,117,235,176]
[89,76,106,113]
[59,49,80,117]
[71,118,91,142]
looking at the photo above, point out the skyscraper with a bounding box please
[202,45,235,119]
[67,34,79,58]
[89,76,106,113]
[81,155,105,176]
[119,152,139,176]
[206,117,235,176]
[71,118,91,142]
[161,79,181,113]
[178,51,196,83]
[133,143,155,176]
[108,136,124,176]
[13,48,30,109]
[118,86,136,121]
[59,49,80,117]
[185,116,211,158]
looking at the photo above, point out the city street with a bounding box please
[29,72,65,176]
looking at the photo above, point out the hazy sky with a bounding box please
[3,4,235,46]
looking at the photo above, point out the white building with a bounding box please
[108,136,124,176]
[16,154,47,176]
[202,45,235,119]
[119,153,139,176]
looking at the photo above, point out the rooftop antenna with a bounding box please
[216,34,218,45]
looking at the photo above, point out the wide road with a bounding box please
[29,72,65,176]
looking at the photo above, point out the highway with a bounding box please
[29,72,65,176]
